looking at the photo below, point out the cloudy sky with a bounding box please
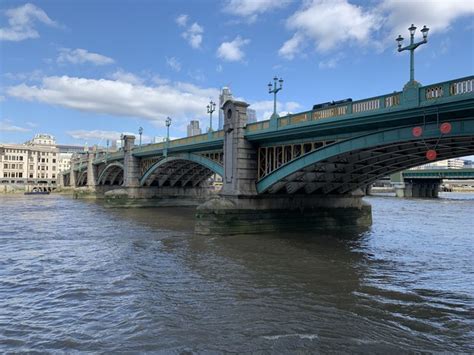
[1,0,473,146]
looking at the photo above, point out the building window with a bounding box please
[29,173,33,178]
[18,172,22,178]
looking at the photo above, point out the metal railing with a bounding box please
[244,75,473,134]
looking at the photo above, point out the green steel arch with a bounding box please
[140,153,223,186]
[257,118,474,193]
[97,162,125,185]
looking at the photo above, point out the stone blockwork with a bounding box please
[196,98,373,235]
[395,179,441,198]
[123,135,140,188]
[195,195,372,235]
[221,100,258,196]
[87,151,97,189]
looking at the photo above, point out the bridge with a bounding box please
[402,168,474,179]
[61,75,474,234]
[389,167,474,197]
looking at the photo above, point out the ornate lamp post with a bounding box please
[165,117,172,157]
[396,24,429,87]
[207,100,216,132]
[138,127,143,146]
[268,76,283,119]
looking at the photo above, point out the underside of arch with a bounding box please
[97,162,124,186]
[257,119,474,195]
[140,154,223,187]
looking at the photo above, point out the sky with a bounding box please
[0,0,473,148]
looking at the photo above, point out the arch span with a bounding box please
[97,162,124,185]
[257,118,474,195]
[140,153,223,187]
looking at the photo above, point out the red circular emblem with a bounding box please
[412,126,423,137]
[426,149,437,161]
[440,122,452,134]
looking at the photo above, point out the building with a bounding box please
[218,87,233,129]
[247,108,257,124]
[414,158,466,170]
[0,133,85,189]
[1,134,59,185]
[58,152,73,173]
[187,120,202,137]
[153,136,166,144]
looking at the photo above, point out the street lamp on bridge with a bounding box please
[207,100,216,132]
[268,76,283,120]
[138,126,143,146]
[396,24,429,86]
[165,117,172,142]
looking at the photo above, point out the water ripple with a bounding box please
[0,194,473,352]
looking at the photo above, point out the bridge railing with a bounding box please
[246,75,474,134]
[133,130,225,155]
[403,168,474,179]
[421,77,473,102]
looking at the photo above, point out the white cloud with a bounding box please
[223,0,292,23]
[175,14,188,27]
[0,120,31,132]
[281,0,380,58]
[249,100,302,121]
[279,33,305,60]
[67,129,151,143]
[151,74,170,85]
[166,56,182,72]
[279,0,474,59]
[6,75,219,127]
[379,0,474,41]
[0,3,58,41]
[177,14,204,49]
[109,69,144,85]
[319,54,344,69]
[216,64,223,73]
[217,36,250,62]
[57,48,115,65]
[4,69,44,82]
[182,22,204,49]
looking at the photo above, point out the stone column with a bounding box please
[220,99,257,197]
[58,173,64,187]
[87,151,97,189]
[70,168,77,188]
[123,135,140,187]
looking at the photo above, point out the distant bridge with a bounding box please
[403,168,474,179]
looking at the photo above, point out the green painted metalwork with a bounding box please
[256,118,474,193]
[246,75,473,137]
[139,153,223,186]
[403,168,474,179]
[96,162,124,184]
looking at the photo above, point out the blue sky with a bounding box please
[1,0,473,147]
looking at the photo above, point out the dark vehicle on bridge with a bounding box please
[313,98,352,110]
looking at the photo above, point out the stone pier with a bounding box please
[395,179,441,198]
[195,99,372,235]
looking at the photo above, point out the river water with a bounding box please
[0,193,473,353]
